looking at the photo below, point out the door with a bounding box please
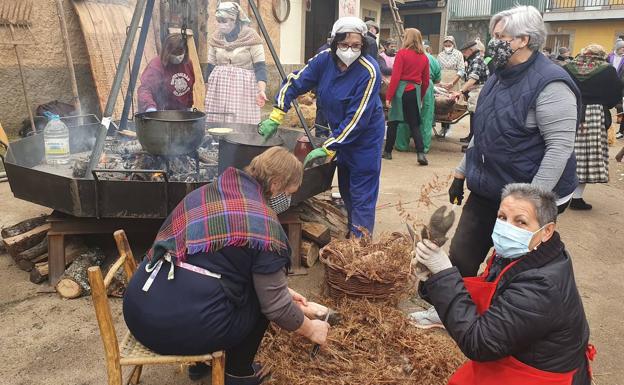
[305,0,338,61]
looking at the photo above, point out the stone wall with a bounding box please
[0,0,99,137]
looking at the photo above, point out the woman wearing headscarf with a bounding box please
[383,28,430,165]
[138,33,195,112]
[437,36,465,137]
[414,183,593,385]
[259,17,384,237]
[204,2,268,125]
[563,44,623,210]
[123,147,330,385]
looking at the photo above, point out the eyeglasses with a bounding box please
[337,42,362,52]
[216,18,231,24]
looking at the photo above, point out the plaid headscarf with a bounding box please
[147,167,291,265]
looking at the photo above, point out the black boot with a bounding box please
[188,362,211,381]
[417,153,428,166]
[569,198,592,210]
[382,151,392,160]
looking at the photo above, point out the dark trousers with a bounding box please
[385,89,424,153]
[450,192,571,277]
[449,193,499,277]
[617,105,624,134]
[338,163,379,236]
[225,315,269,376]
[466,113,474,140]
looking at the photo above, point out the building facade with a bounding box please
[543,0,624,55]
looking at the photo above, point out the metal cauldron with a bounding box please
[135,110,206,156]
[218,132,284,173]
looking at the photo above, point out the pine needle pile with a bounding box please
[320,232,413,299]
[258,298,465,385]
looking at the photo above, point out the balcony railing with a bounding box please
[546,0,624,10]
[448,0,546,20]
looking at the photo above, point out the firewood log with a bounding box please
[2,222,50,259]
[1,215,47,239]
[30,262,49,284]
[55,248,105,299]
[300,240,320,268]
[302,223,331,246]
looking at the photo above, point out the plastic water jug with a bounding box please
[43,112,70,165]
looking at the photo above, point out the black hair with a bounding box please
[330,32,369,64]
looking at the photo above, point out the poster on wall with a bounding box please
[339,0,360,18]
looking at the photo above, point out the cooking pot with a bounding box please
[135,110,206,156]
[218,133,284,173]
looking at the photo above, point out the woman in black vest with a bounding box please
[563,45,623,210]
[411,5,580,329]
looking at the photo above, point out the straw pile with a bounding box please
[257,298,465,385]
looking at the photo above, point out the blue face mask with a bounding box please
[491,219,548,259]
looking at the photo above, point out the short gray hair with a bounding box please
[501,183,558,226]
[489,5,546,52]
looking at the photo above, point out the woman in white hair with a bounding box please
[204,2,268,125]
[259,17,385,237]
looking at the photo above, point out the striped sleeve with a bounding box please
[275,50,327,111]
[324,56,379,150]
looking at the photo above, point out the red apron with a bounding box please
[448,255,594,385]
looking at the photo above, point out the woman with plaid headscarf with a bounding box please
[563,44,623,210]
[204,2,268,125]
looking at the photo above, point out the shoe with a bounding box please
[417,153,428,165]
[188,362,210,381]
[569,198,592,210]
[617,132,624,139]
[382,151,392,160]
[409,306,445,329]
[226,363,271,385]
[459,136,472,143]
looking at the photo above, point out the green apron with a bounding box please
[390,80,421,152]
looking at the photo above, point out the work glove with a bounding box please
[448,177,465,205]
[258,108,285,139]
[415,239,452,275]
[410,250,431,282]
[303,147,334,168]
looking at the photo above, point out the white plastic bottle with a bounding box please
[43,113,70,165]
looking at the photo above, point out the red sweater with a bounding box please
[138,57,195,112]
[386,49,430,102]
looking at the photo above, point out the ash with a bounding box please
[70,135,219,182]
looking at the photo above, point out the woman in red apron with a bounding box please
[414,183,594,385]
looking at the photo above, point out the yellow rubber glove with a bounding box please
[258,108,286,139]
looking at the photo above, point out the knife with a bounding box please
[310,311,331,359]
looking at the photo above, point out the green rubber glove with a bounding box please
[258,108,285,139]
[304,147,333,167]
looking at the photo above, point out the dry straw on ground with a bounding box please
[258,298,465,385]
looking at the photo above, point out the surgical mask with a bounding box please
[169,54,185,65]
[336,48,360,67]
[268,193,292,214]
[444,47,453,54]
[491,219,548,259]
[218,19,236,34]
[488,38,516,68]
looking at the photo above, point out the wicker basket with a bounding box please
[319,244,409,301]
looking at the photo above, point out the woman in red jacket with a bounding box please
[384,28,430,165]
[138,33,195,112]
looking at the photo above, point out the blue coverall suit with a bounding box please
[276,50,385,235]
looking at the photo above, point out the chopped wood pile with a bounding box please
[258,298,465,385]
[291,196,349,268]
[1,215,127,298]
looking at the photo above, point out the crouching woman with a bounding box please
[123,147,329,384]
[414,183,593,385]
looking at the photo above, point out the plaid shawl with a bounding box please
[147,167,291,264]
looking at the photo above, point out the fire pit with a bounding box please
[3,116,335,219]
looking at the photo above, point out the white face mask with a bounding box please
[169,54,185,65]
[218,19,236,35]
[444,46,453,54]
[336,48,360,67]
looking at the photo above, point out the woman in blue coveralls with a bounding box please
[259,17,385,236]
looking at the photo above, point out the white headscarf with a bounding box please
[216,1,251,24]
[331,17,367,38]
